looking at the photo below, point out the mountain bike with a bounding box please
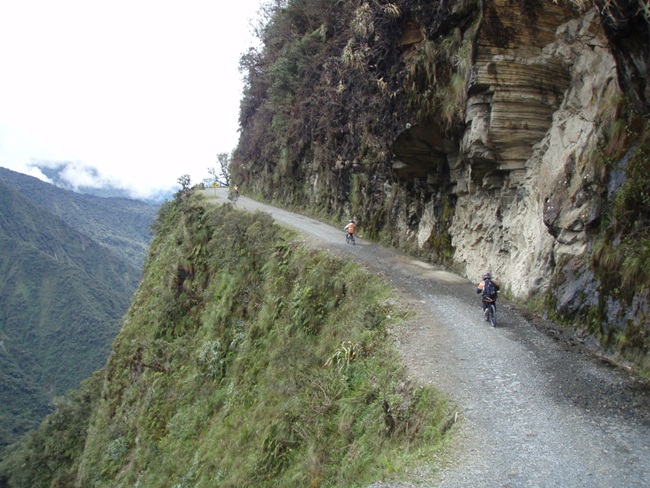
[345,232,355,245]
[484,302,497,327]
[228,190,239,204]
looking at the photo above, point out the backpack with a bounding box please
[482,279,497,301]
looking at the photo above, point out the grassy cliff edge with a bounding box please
[1,191,451,487]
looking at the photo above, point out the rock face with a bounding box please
[388,4,622,300]
[451,7,619,295]
[397,4,648,344]
[598,0,650,116]
[384,0,650,343]
[462,0,573,184]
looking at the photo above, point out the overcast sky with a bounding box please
[0,0,263,199]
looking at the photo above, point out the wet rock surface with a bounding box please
[204,189,650,487]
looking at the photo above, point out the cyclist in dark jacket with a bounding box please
[477,272,500,320]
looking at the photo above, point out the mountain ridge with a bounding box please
[2,188,649,486]
[0,167,158,269]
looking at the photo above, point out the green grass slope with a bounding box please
[0,180,141,447]
[0,191,453,487]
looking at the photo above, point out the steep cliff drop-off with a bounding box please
[233,0,650,369]
[0,194,450,487]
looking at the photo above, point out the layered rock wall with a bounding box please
[445,7,619,299]
[463,0,574,185]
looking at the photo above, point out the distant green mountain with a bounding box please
[0,167,159,269]
[0,174,153,447]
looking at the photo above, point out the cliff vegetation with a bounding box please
[0,191,451,487]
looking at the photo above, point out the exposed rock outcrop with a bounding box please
[453,8,619,295]
[462,0,574,184]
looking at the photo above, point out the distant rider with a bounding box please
[477,272,500,320]
[343,220,356,239]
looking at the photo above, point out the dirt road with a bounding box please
[203,188,650,487]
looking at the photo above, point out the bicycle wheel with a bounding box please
[351,234,355,245]
[488,304,497,327]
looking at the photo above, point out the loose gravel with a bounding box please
[203,189,650,487]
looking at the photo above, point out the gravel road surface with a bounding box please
[203,189,650,487]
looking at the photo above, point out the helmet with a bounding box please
[349,220,354,223]
[482,273,491,280]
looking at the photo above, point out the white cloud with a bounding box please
[0,0,263,199]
